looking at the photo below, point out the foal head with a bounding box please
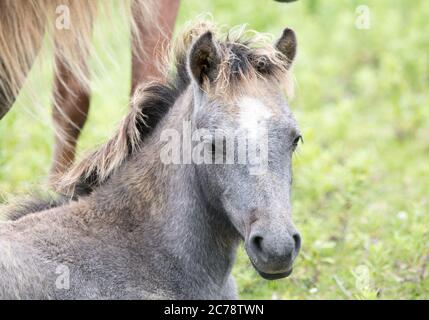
[185,27,301,279]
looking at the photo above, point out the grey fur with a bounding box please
[0,29,300,299]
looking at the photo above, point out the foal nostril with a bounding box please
[251,235,264,253]
[250,234,270,262]
[292,233,301,254]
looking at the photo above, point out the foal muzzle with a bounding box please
[245,225,301,280]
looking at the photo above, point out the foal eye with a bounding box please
[292,135,302,150]
[211,142,216,155]
[210,138,228,161]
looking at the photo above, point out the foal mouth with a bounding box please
[256,268,293,280]
[249,259,293,280]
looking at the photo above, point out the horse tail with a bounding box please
[0,0,158,118]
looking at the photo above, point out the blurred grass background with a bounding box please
[0,0,428,299]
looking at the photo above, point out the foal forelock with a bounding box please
[175,21,295,99]
[55,21,295,196]
[213,41,293,99]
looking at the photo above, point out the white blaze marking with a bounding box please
[238,96,272,140]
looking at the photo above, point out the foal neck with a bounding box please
[91,87,240,292]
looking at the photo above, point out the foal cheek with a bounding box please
[219,195,247,237]
[242,208,259,239]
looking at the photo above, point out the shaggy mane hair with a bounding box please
[51,79,188,197]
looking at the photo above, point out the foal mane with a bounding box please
[54,81,187,197]
[55,21,295,197]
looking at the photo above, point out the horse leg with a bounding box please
[0,49,41,120]
[0,12,45,120]
[131,0,180,92]
[0,61,13,119]
[0,80,12,119]
[50,55,90,181]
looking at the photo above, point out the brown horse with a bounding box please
[0,0,180,182]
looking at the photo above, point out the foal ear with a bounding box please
[188,31,220,86]
[275,28,297,68]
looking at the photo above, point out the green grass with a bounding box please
[1,0,428,299]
